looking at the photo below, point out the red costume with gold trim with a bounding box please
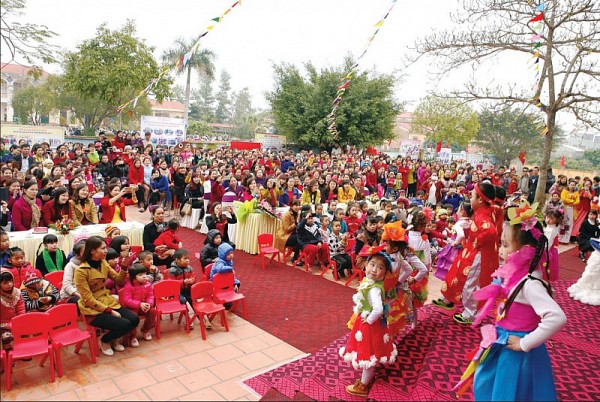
[441,204,498,303]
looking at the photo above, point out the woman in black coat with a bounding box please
[205,202,237,247]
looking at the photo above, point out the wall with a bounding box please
[553,168,600,180]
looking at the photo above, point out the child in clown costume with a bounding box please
[339,244,398,397]
[381,219,427,335]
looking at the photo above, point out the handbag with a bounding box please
[181,201,192,216]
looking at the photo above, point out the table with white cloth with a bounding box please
[8,221,145,265]
[235,212,282,255]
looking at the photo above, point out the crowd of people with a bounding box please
[1,132,599,399]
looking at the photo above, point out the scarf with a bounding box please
[42,249,63,273]
[23,194,41,228]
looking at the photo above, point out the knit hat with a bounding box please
[23,271,42,287]
[105,225,119,238]
[73,233,90,245]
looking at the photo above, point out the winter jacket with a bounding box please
[11,196,43,231]
[99,196,135,223]
[21,279,59,312]
[118,280,154,311]
[60,256,80,300]
[41,200,72,227]
[128,165,145,185]
[167,262,196,290]
[278,187,302,207]
[201,229,221,268]
[209,243,240,286]
[0,268,25,325]
[75,260,127,316]
[296,219,322,248]
[1,263,42,289]
[70,198,99,226]
[154,229,181,251]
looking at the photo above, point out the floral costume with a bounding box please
[340,278,398,369]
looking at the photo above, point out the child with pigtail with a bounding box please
[406,207,432,310]
[454,201,566,400]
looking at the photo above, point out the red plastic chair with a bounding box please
[45,271,64,292]
[212,272,247,319]
[47,304,97,377]
[343,239,365,287]
[319,254,339,281]
[253,233,282,270]
[0,349,5,374]
[153,280,191,339]
[190,282,229,340]
[6,313,55,390]
[204,263,213,280]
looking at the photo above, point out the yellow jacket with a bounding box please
[75,260,127,316]
[70,198,99,226]
[260,187,283,206]
[560,189,580,207]
[338,187,356,203]
[275,210,297,251]
[301,190,321,205]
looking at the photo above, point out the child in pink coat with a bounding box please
[119,264,157,344]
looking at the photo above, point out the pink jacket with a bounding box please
[118,281,154,310]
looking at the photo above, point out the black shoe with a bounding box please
[224,302,233,310]
[579,252,586,261]
[296,261,305,267]
[432,298,454,310]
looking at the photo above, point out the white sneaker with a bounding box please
[142,331,153,341]
[130,338,139,348]
[112,341,125,352]
[203,316,213,330]
[100,342,114,356]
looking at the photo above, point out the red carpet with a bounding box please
[557,247,586,281]
[177,227,356,354]
[244,280,600,401]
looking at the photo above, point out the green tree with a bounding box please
[169,84,185,103]
[162,37,215,124]
[411,0,600,205]
[0,0,57,66]
[412,96,480,152]
[215,70,232,123]
[268,60,399,148]
[190,74,216,122]
[62,21,171,130]
[475,107,547,166]
[583,149,600,167]
[187,120,212,137]
[11,77,58,124]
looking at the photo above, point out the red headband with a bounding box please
[475,183,493,205]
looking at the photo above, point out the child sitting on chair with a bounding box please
[0,268,25,351]
[119,263,157,343]
[136,251,163,284]
[210,243,240,289]
[21,271,59,312]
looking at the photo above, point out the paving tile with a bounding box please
[212,379,252,400]
[112,369,157,394]
[255,332,285,347]
[204,329,241,346]
[148,343,189,363]
[109,389,152,401]
[45,369,90,395]
[0,380,52,401]
[205,343,245,362]
[147,359,189,382]
[208,359,251,381]
[232,336,271,353]
[43,390,80,401]
[118,355,158,372]
[236,351,277,371]
[263,342,304,361]
[81,360,126,382]
[177,386,226,401]
[178,338,216,355]
[75,378,121,400]
[229,324,265,339]
[177,368,221,392]
[178,351,218,372]
[143,378,189,400]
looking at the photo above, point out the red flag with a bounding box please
[518,151,526,165]
[529,13,544,22]
[560,155,565,168]
[436,141,442,153]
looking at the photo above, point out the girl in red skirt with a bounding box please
[339,244,398,396]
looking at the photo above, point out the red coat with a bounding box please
[99,196,135,223]
[2,264,42,288]
[118,281,154,310]
[112,139,126,151]
[41,200,72,227]
[128,165,144,185]
[154,230,181,250]
[397,166,410,189]
[11,196,43,231]
[424,180,444,204]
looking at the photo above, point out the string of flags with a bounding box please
[325,0,399,141]
[527,1,549,137]
[116,0,243,114]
